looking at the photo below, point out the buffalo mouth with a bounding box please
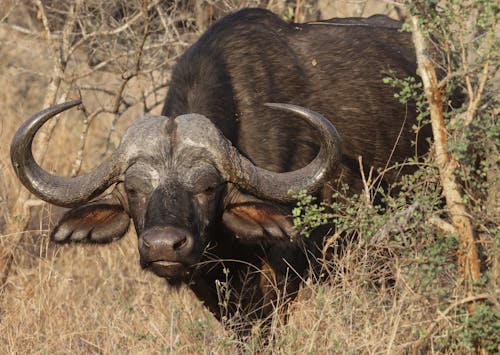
[145,260,191,280]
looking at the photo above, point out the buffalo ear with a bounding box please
[222,201,297,242]
[51,185,130,243]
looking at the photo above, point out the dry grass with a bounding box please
[1,230,245,353]
[0,1,497,354]
[0,6,234,352]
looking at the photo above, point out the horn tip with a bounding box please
[66,98,83,107]
[264,102,288,109]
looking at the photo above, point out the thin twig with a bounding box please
[68,0,162,57]
[464,59,491,126]
[70,100,102,177]
[382,0,406,8]
[104,3,151,154]
[358,155,373,207]
[428,216,457,234]
[458,30,474,102]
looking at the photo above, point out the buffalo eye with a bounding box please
[126,186,138,196]
[125,182,140,195]
[193,180,226,200]
[185,164,223,196]
[193,183,217,196]
[203,184,217,194]
[124,163,158,197]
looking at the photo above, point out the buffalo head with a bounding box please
[11,100,341,281]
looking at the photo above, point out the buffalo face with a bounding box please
[11,100,341,282]
[124,158,225,280]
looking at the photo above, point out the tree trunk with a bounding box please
[410,16,482,294]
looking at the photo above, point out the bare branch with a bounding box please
[428,216,457,234]
[358,155,374,207]
[68,0,163,57]
[104,2,151,154]
[458,30,475,102]
[373,203,420,244]
[70,101,105,177]
[464,59,491,126]
[0,23,43,36]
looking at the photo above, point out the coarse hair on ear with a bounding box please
[222,189,298,243]
[51,184,130,244]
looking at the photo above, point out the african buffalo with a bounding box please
[11,8,427,331]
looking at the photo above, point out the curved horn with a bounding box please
[227,103,341,202]
[10,100,125,207]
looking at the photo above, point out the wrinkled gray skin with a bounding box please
[113,114,230,278]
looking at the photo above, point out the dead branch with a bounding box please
[104,4,151,154]
[70,103,105,177]
[358,155,374,207]
[428,216,457,235]
[373,202,419,244]
[68,0,162,58]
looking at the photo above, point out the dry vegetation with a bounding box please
[0,0,498,354]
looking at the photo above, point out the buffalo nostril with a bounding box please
[140,227,193,255]
[173,236,187,251]
[138,227,197,265]
[142,238,151,248]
